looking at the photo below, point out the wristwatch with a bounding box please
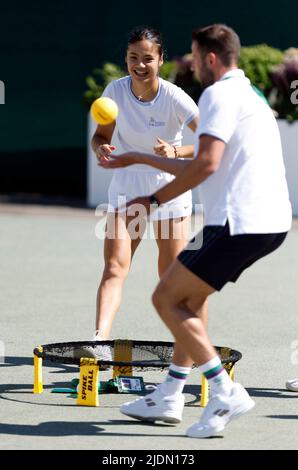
[149,194,161,208]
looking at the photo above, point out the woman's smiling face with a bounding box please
[126,39,163,83]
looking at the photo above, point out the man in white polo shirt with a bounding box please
[100,24,292,438]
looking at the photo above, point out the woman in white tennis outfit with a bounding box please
[91,27,199,348]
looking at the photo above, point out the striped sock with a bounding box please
[160,364,191,396]
[199,356,233,395]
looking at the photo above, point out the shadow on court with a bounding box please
[246,387,298,400]
[1,356,78,374]
[0,383,202,404]
[0,420,184,437]
[266,415,298,420]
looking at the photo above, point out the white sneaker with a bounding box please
[92,333,112,370]
[120,385,185,424]
[74,332,112,369]
[93,333,112,359]
[286,378,298,392]
[186,383,255,438]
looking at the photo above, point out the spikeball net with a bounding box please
[33,340,242,407]
[33,340,242,371]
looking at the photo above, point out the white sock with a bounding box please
[160,364,191,396]
[198,356,234,395]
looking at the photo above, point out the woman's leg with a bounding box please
[95,213,145,338]
[153,216,189,278]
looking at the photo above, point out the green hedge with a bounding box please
[239,44,284,94]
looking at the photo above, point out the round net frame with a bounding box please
[33,340,242,372]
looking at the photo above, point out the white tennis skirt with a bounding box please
[108,169,192,221]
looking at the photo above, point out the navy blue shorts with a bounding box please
[178,221,288,291]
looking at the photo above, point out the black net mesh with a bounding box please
[34,341,242,371]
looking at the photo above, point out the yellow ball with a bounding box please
[90,97,119,125]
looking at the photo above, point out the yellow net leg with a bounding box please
[113,340,133,379]
[200,374,209,407]
[222,348,235,382]
[229,365,235,381]
[77,358,99,407]
[33,347,43,394]
[199,361,235,407]
[199,347,237,408]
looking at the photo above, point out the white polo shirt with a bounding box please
[102,76,199,172]
[194,69,292,234]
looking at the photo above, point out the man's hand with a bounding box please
[154,138,176,158]
[95,144,116,163]
[98,152,140,168]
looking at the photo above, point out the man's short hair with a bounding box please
[192,24,241,66]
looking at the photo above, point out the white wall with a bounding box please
[278,120,298,216]
[87,115,116,208]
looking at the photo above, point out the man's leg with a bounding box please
[171,299,208,366]
[154,217,208,375]
[120,259,254,436]
[158,298,208,398]
[152,260,216,365]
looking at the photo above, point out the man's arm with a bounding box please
[154,135,226,203]
[100,151,191,176]
[138,153,191,175]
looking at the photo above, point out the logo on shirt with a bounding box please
[148,117,166,128]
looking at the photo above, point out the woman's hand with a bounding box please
[98,152,140,168]
[154,138,176,158]
[95,144,116,163]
